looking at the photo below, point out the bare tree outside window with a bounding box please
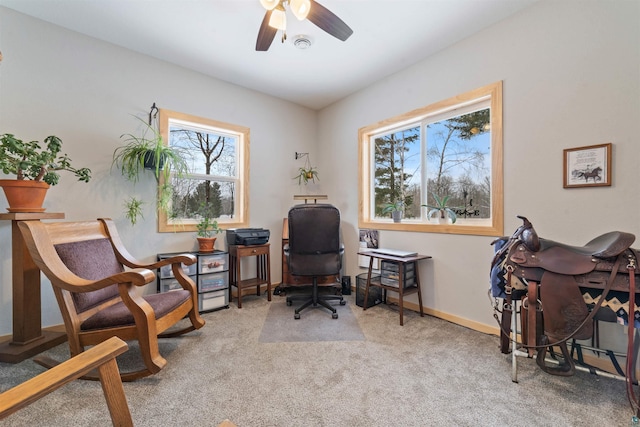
[158,109,249,232]
[426,108,491,219]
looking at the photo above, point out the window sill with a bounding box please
[358,218,502,236]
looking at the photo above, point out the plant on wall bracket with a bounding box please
[292,152,319,185]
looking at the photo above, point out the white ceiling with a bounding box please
[0,0,537,110]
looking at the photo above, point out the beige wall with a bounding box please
[0,6,317,333]
[319,0,640,331]
[0,0,638,336]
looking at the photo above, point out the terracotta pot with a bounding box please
[0,180,50,212]
[197,237,217,253]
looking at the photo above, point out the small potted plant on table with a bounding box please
[0,133,91,212]
[196,216,222,253]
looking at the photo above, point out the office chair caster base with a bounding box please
[339,300,346,305]
[294,313,301,319]
[332,313,338,319]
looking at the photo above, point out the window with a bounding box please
[158,109,249,232]
[358,82,503,236]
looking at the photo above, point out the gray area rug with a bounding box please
[259,296,365,343]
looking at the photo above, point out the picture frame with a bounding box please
[358,229,379,270]
[563,143,612,188]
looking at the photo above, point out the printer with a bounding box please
[226,228,270,246]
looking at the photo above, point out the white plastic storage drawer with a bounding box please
[198,252,229,274]
[380,260,415,274]
[198,272,229,293]
[159,276,195,293]
[380,274,416,288]
[199,289,228,312]
[158,255,197,279]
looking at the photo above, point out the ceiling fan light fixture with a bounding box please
[268,7,287,30]
[290,0,311,21]
[260,0,279,11]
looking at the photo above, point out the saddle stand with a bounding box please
[491,216,640,415]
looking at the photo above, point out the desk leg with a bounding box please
[398,268,404,326]
[0,220,66,363]
[415,267,424,318]
[362,257,373,311]
[263,253,272,301]
[235,255,243,309]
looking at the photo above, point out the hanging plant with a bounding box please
[292,152,319,185]
[111,110,190,225]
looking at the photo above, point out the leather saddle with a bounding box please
[493,216,638,376]
[510,230,635,276]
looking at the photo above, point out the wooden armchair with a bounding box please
[18,218,205,381]
[0,336,132,426]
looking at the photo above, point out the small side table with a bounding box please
[229,244,272,308]
[0,212,68,362]
[357,250,432,326]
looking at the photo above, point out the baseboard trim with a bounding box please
[382,295,499,335]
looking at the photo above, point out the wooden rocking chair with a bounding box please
[0,337,132,426]
[18,218,205,381]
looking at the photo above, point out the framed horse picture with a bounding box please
[563,143,612,188]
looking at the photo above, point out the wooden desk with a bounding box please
[0,212,67,362]
[358,250,432,326]
[228,244,271,308]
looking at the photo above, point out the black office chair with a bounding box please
[284,204,345,319]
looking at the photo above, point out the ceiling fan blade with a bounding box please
[256,10,277,51]
[307,0,353,42]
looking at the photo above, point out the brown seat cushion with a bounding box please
[81,290,191,331]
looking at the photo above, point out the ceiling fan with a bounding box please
[256,0,354,51]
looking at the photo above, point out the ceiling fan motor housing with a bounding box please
[293,35,312,49]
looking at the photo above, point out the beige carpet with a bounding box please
[0,294,634,426]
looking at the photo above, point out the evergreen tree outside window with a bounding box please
[158,109,249,232]
[359,82,503,236]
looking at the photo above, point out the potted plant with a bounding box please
[293,165,319,185]
[292,152,319,185]
[112,116,190,225]
[196,216,222,253]
[0,133,91,212]
[422,193,457,224]
[382,200,404,223]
